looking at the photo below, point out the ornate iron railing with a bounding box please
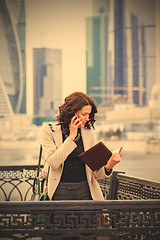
[0,165,160,201]
[0,200,160,240]
[0,165,160,239]
[0,165,41,201]
[98,173,160,200]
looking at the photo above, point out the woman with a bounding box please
[41,92,121,200]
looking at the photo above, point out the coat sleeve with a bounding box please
[40,124,77,169]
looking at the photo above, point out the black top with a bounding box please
[60,129,87,182]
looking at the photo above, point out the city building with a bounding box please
[155,0,160,84]
[0,0,26,116]
[0,75,13,116]
[87,0,156,107]
[33,48,62,117]
[108,0,156,106]
[86,0,111,105]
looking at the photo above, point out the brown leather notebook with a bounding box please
[79,142,112,171]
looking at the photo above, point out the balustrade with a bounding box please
[0,165,160,239]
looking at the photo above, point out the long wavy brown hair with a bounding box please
[56,92,97,134]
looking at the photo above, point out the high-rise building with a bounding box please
[86,0,110,105]
[156,0,160,84]
[108,0,156,106]
[87,0,156,107]
[33,48,62,117]
[0,0,26,116]
[0,75,13,116]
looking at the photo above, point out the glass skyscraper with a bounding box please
[33,48,62,117]
[86,0,110,105]
[108,0,156,106]
[87,0,156,106]
[0,0,26,115]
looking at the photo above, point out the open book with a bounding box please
[79,142,112,171]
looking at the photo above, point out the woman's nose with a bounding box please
[85,116,89,121]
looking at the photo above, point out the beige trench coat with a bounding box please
[40,123,112,200]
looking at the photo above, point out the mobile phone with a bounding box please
[75,113,82,127]
[75,113,79,121]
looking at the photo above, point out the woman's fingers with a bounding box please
[111,153,121,166]
[71,114,82,126]
[113,152,121,161]
[69,114,82,138]
[106,153,121,170]
[71,115,77,123]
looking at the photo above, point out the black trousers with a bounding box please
[51,181,93,239]
[52,181,92,200]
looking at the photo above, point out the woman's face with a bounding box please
[76,105,92,127]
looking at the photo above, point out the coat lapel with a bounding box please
[50,124,92,151]
[49,123,63,148]
[81,127,91,151]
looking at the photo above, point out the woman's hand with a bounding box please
[104,150,122,171]
[69,114,82,140]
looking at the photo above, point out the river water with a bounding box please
[0,146,160,183]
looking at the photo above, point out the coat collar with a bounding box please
[48,122,61,132]
[50,122,89,134]
[49,122,91,150]
[48,122,62,148]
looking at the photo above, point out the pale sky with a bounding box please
[25,0,93,115]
